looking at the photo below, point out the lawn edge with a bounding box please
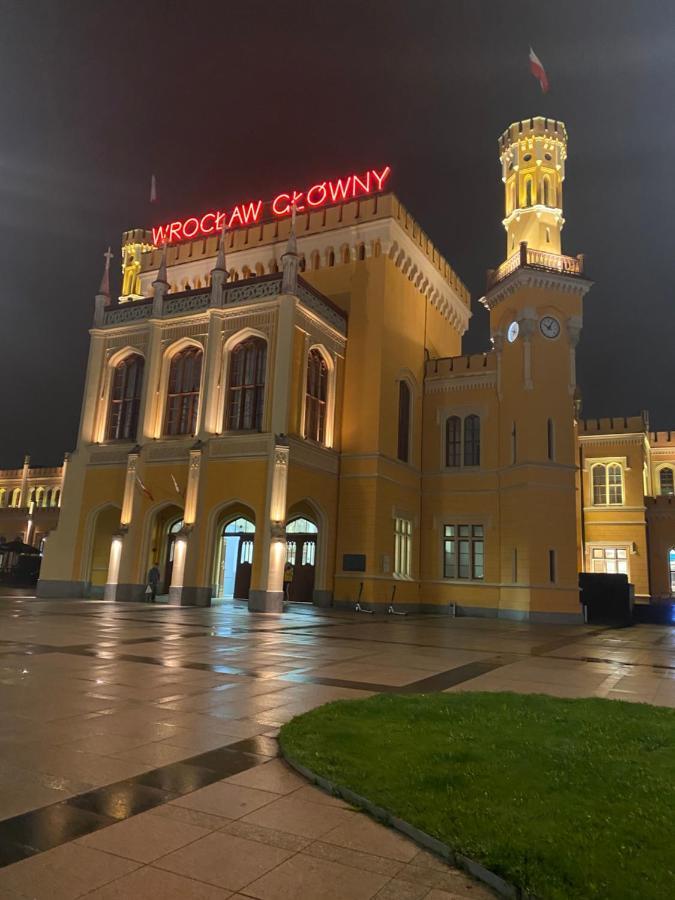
[279,744,538,900]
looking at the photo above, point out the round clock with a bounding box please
[540,315,560,340]
[507,321,519,343]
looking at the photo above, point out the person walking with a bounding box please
[147,563,161,602]
[283,562,294,601]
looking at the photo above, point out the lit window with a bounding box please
[591,546,628,576]
[592,463,623,505]
[394,518,412,578]
[659,467,674,496]
[444,525,484,580]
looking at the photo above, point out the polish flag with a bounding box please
[529,47,549,94]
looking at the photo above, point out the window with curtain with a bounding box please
[227,337,267,431]
[164,347,203,436]
[397,381,411,462]
[107,354,144,441]
[463,415,480,466]
[445,416,461,467]
[304,350,328,443]
[659,467,674,496]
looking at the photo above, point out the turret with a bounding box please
[120,229,154,302]
[500,117,567,257]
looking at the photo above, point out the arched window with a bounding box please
[164,346,203,436]
[227,337,267,431]
[542,176,550,206]
[0,489,6,508]
[327,250,335,267]
[592,463,624,505]
[463,415,480,467]
[10,488,21,508]
[397,381,411,463]
[304,349,328,443]
[524,176,533,207]
[660,467,674,496]
[445,416,461,467]
[310,251,320,271]
[357,243,366,261]
[108,354,144,442]
[52,488,61,507]
[35,487,45,508]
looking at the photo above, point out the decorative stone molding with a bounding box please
[481,266,593,311]
[425,373,497,394]
[208,433,272,458]
[146,443,190,462]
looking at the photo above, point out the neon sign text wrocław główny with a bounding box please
[151,166,391,245]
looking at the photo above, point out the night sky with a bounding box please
[1,0,673,467]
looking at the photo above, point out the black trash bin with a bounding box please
[579,573,633,626]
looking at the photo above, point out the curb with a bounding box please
[280,748,538,900]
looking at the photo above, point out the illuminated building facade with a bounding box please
[0,456,65,551]
[37,119,675,619]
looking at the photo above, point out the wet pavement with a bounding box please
[0,594,673,898]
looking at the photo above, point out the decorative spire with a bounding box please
[213,222,228,274]
[152,243,170,316]
[281,204,299,295]
[97,247,113,301]
[210,224,229,306]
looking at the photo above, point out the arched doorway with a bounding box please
[286,516,318,602]
[215,517,255,600]
[145,504,184,600]
[87,505,120,597]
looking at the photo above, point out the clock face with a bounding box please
[540,315,561,339]
[507,321,519,343]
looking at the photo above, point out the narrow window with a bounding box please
[607,463,623,505]
[227,337,267,431]
[543,176,550,206]
[547,418,554,461]
[443,525,484,580]
[327,250,335,267]
[513,548,518,583]
[659,467,674,496]
[164,347,203,436]
[445,416,461,467]
[592,464,607,505]
[397,381,411,463]
[107,354,144,442]
[549,549,556,583]
[394,518,412,577]
[304,349,328,443]
[524,176,533,207]
[511,421,517,464]
[357,243,366,261]
[463,415,480,466]
[545,227,551,244]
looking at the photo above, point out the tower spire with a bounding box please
[281,204,299,295]
[97,247,113,302]
[210,223,229,305]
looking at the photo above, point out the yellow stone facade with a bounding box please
[36,117,675,620]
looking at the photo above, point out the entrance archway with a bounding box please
[145,503,184,599]
[87,505,120,597]
[215,516,255,600]
[285,515,318,602]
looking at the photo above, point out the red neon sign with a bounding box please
[152,166,391,246]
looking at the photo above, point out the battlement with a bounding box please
[132,194,470,308]
[579,414,648,436]
[122,228,153,246]
[499,117,567,154]
[650,431,675,447]
[425,352,496,379]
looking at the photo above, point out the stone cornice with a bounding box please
[481,266,593,310]
[425,372,497,393]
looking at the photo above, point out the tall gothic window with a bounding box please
[463,415,481,467]
[445,416,461,467]
[397,381,411,463]
[304,349,328,443]
[227,337,267,431]
[107,354,144,441]
[164,347,203,436]
[592,463,624,505]
[659,467,674,496]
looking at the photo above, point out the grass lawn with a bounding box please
[279,692,675,900]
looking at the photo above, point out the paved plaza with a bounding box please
[0,594,673,899]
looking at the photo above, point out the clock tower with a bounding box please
[482,117,592,620]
